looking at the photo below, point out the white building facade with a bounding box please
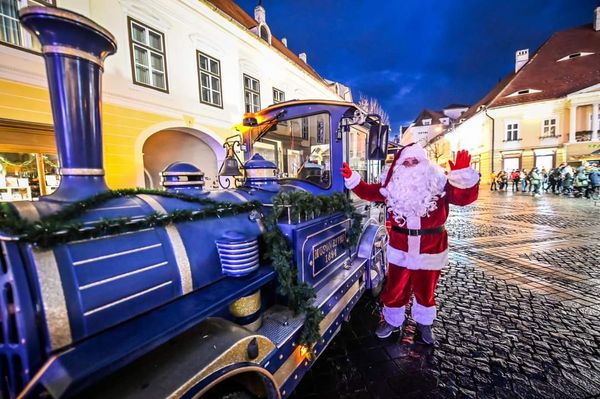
[0,0,345,196]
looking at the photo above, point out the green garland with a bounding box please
[264,191,364,345]
[0,188,363,346]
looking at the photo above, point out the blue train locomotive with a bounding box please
[0,6,389,399]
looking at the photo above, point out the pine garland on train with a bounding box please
[0,188,363,345]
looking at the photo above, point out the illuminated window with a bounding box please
[197,52,222,107]
[0,0,53,51]
[506,122,519,141]
[542,118,557,137]
[128,18,168,92]
[243,74,260,113]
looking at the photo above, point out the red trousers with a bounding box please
[379,264,441,308]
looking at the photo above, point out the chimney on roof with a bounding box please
[281,37,287,47]
[594,7,600,31]
[515,49,529,73]
[299,52,307,63]
[254,2,266,24]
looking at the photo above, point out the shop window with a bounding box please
[0,152,59,201]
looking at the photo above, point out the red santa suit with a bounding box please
[344,144,479,327]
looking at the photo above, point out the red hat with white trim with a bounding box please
[382,143,428,188]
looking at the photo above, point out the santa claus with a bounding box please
[341,143,479,344]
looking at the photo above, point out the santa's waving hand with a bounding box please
[342,144,479,344]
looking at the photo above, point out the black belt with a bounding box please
[391,225,445,236]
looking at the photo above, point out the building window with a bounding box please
[197,51,222,107]
[542,118,557,137]
[128,18,168,92]
[272,87,285,104]
[243,74,260,113]
[506,122,519,141]
[0,0,53,51]
[301,117,308,140]
[422,119,431,126]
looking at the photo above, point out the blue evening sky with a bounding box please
[237,0,598,133]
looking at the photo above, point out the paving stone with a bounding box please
[291,192,600,399]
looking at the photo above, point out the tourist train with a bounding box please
[0,6,389,398]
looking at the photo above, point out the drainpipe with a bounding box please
[484,106,495,173]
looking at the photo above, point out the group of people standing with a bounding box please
[490,163,600,199]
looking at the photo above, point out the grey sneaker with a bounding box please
[375,316,398,338]
[416,323,435,345]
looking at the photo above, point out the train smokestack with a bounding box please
[19,6,117,202]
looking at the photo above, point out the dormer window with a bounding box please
[422,119,432,126]
[260,25,269,42]
[507,88,541,97]
[557,52,594,62]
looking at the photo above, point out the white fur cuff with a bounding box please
[411,298,436,325]
[344,171,361,190]
[383,305,406,327]
[448,167,480,189]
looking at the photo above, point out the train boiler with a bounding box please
[0,6,389,399]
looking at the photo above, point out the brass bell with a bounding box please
[219,147,242,177]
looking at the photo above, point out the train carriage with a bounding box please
[0,6,389,399]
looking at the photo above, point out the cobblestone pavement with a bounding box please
[290,191,600,399]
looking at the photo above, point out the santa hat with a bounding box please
[382,143,428,188]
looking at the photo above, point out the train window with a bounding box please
[253,113,331,188]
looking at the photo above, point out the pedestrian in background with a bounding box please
[541,167,549,192]
[490,171,497,191]
[520,169,528,192]
[530,167,541,196]
[510,169,520,192]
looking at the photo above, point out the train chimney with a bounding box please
[19,6,117,202]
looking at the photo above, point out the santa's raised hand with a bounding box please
[448,149,472,170]
[341,162,353,178]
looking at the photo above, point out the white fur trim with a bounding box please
[398,144,428,163]
[448,167,480,189]
[383,305,406,327]
[344,171,361,189]
[411,298,436,325]
[387,244,448,270]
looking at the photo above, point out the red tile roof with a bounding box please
[414,109,445,125]
[461,23,600,122]
[492,24,600,109]
[204,0,324,82]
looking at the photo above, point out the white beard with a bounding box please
[379,161,448,226]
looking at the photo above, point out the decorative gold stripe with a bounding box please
[59,167,105,176]
[11,201,41,222]
[32,248,72,350]
[161,171,205,176]
[42,45,104,68]
[162,181,204,186]
[187,365,280,399]
[273,281,360,387]
[229,290,261,317]
[169,335,276,398]
[137,194,193,294]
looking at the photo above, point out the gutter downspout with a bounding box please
[484,106,495,173]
